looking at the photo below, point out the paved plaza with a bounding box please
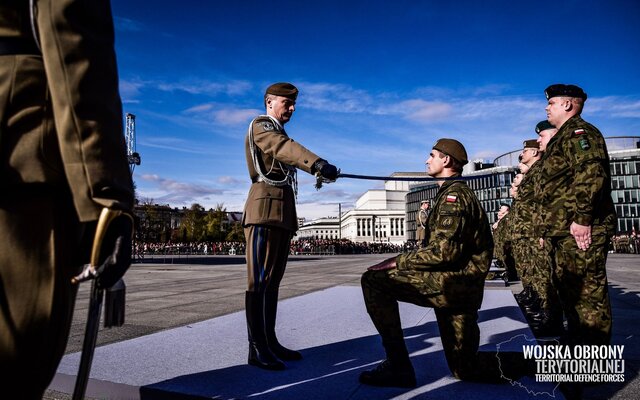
[44,253,640,399]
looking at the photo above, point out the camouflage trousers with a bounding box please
[361,269,532,382]
[512,237,560,310]
[547,234,612,346]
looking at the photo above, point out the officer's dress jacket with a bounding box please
[0,0,134,219]
[243,116,320,232]
[532,115,616,238]
[395,179,494,309]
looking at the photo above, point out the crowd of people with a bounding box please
[133,238,409,257]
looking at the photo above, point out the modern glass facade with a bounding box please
[406,136,640,240]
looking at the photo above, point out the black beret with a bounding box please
[523,139,539,149]
[544,84,587,100]
[265,82,299,100]
[535,120,555,134]
[433,138,468,166]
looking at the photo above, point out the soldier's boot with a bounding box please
[529,307,565,338]
[264,290,302,361]
[359,341,416,388]
[245,291,285,370]
[514,285,533,303]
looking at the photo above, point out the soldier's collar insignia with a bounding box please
[446,195,457,202]
[262,122,275,131]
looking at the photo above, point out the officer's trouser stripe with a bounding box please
[252,226,268,292]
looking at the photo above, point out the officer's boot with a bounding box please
[264,290,302,361]
[245,291,285,370]
[359,340,416,388]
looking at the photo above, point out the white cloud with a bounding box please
[114,16,144,32]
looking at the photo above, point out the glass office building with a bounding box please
[405,136,640,241]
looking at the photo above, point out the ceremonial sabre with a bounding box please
[71,208,131,400]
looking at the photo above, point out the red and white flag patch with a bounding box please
[574,129,585,135]
[446,195,457,202]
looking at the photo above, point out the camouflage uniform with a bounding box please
[415,208,428,247]
[492,214,515,278]
[362,179,521,381]
[510,161,558,310]
[533,115,616,346]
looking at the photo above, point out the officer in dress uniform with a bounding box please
[359,139,532,388]
[243,82,338,370]
[533,84,616,347]
[415,200,429,248]
[0,1,134,398]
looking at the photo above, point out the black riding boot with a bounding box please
[265,291,302,360]
[245,291,285,370]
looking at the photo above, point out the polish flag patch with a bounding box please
[446,195,457,202]
[574,129,586,135]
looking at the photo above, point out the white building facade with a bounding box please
[296,172,428,245]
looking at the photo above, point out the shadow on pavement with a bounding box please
[140,306,547,400]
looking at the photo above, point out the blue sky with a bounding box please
[112,0,640,220]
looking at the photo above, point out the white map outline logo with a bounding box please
[496,334,561,398]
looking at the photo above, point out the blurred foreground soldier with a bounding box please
[534,84,616,347]
[243,82,338,370]
[360,139,532,387]
[511,132,563,337]
[415,200,429,247]
[0,1,134,398]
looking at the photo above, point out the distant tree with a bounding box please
[183,203,206,241]
[226,222,245,242]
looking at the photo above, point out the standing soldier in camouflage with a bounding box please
[415,200,429,248]
[492,203,516,280]
[510,131,563,337]
[0,1,134,398]
[359,139,531,387]
[243,82,338,370]
[534,84,616,346]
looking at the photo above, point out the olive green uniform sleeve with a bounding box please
[565,127,609,226]
[396,186,467,271]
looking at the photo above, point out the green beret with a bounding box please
[544,84,587,100]
[535,120,555,134]
[523,139,539,149]
[265,82,299,100]
[433,138,468,166]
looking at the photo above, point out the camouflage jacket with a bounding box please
[395,179,494,309]
[532,115,616,237]
[493,214,511,261]
[509,160,542,239]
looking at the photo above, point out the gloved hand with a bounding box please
[94,212,134,289]
[314,159,338,181]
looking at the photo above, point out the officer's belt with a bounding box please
[0,37,40,56]
[251,176,290,185]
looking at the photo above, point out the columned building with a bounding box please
[297,172,428,245]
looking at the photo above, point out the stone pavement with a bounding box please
[44,253,640,399]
